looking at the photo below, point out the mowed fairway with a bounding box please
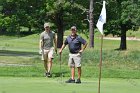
[0,77,139,93]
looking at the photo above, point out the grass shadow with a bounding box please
[0,50,39,57]
[114,48,127,51]
[52,71,68,77]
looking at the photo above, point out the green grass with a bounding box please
[0,34,140,79]
[0,34,140,93]
[0,33,140,51]
[0,53,139,78]
[0,77,139,93]
[0,34,39,52]
[127,29,140,38]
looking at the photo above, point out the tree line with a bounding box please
[0,0,140,50]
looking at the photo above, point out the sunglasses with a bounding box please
[71,29,76,31]
[45,26,50,28]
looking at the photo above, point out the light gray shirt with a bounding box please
[40,31,55,50]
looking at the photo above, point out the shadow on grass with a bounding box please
[52,71,68,77]
[0,50,39,57]
[114,48,127,51]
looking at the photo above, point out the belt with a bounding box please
[70,52,79,54]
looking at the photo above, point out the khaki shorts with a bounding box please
[68,53,82,68]
[41,48,54,61]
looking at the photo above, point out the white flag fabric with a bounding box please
[96,1,106,35]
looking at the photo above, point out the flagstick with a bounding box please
[98,35,103,93]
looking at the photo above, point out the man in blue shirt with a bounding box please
[59,26,87,83]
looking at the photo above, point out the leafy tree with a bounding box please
[105,0,140,50]
[0,0,17,35]
[45,0,87,48]
[0,14,12,34]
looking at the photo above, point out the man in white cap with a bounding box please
[39,22,57,77]
[59,26,87,83]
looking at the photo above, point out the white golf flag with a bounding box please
[96,1,106,35]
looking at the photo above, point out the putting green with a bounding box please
[0,77,139,93]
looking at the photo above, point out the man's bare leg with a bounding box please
[47,59,52,73]
[71,67,75,80]
[77,67,81,79]
[75,67,81,83]
[44,60,48,73]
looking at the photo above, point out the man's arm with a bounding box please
[59,37,68,54]
[39,40,43,54]
[78,36,88,53]
[59,44,66,54]
[79,43,88,53]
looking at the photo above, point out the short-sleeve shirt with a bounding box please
[64,35,86,54]
[40,31,55,50]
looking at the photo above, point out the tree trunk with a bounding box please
[89,0,94,48]
[0,27,6,35]
[119,25,127,50]
[28,26,31,32]
[56,8,63,48]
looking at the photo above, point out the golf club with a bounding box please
[59,53,63,82]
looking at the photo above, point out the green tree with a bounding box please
[0,0,94,48]
[0,14,12,34]
[0,0,18,35]
[0,0,46,35]
[105,0,140,50]
[45,0,87,48]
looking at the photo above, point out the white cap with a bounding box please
[44,23,50,28]
[71,26,77,30]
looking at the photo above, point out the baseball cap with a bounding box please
[44,23,50,28]
[71,26,77,30]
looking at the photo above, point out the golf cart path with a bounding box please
[103,37,140,41]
